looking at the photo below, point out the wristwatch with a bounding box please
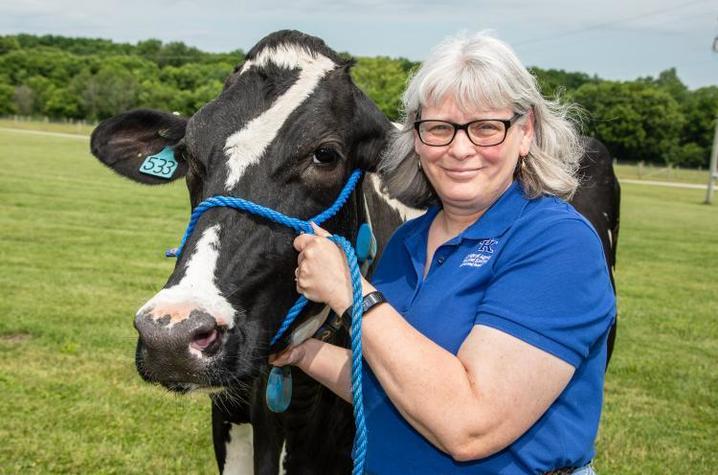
[342,291,386,321]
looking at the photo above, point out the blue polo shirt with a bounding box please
[365,181,616,474]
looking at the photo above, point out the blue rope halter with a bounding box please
[168,169,368,475]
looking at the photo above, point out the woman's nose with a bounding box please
[448,129,476,159]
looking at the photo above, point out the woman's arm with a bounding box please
[273,292,574,460]
[360,303,574,460]
[280,226,575,460]
[270,337,353,404]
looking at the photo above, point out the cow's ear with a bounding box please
[90,109,189,185]
[350,89,394,172]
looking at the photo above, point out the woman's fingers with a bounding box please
[310,222,332,237]
[269,345,304,367]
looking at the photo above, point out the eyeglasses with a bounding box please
[414,113,523,147]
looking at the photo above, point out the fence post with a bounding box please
[704,116,718,204]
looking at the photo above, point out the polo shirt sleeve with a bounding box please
[474,216,616,368]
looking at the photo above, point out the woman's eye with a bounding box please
[312,147,341,165]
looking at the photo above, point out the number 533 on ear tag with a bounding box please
[139,146,178,179]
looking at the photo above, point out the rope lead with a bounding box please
[167,169,368,473]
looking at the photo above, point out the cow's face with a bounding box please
[90,31,391,391]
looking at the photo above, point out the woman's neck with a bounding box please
[436,205,486,238]
[436,180,514,237]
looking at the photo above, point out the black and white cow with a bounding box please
[91,30,413,474]
[90,30,619,474]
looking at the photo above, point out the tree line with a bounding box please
[1,34,716,168]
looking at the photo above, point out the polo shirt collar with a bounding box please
[402,181,529,270]
[461,180,529,240]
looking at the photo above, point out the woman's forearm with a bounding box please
[296,338,353,403]
[326,279,483,453]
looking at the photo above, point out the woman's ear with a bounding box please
[518,109,535,157]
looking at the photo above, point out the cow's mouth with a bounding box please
[164,382,194,394]
[134,325,258,392]
[189,327,227,358]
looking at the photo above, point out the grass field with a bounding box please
[0,117,96,136]
[1,127,716,474]
[614,162,711,185]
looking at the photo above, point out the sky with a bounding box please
[1,0,717,89]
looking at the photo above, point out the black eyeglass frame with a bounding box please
[414,112,524,147]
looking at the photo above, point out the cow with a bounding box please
[89,30,619,474]
[91,30,412,474]
[572,137,621,361]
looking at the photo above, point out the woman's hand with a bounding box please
[268,343,308,367]
[269,338,354,403]
[293,222,353,314]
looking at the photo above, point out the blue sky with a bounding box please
[1,0,717,88]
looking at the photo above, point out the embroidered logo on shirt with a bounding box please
[460,239,498,268]
[476,239,497,254]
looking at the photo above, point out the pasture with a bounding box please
[1,126,716,474]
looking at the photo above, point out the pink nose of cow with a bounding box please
[134,309,222,382]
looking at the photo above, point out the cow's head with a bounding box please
[90,30,392,392]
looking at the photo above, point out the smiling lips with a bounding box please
[443,167,483,179]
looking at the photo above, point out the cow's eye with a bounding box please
[312,147,341,166]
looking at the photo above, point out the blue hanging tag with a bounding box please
[139,146,179,179]
[266,366,292,413]
[355,223,377,265]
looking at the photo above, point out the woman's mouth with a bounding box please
[443,167,481,179]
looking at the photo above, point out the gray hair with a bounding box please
[379,31,584,208]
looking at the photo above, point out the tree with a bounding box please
[672,143,707,168]
[159,62,229,90]
[0,84,16,114]
[530,67,597,98]
[571,81,685,164]
[156,41,204,68]
[680,86,718,168]
[78,65,140,120]
[136,39,163,61]
[352,57,409,120]
[640,68,688,103]
[25,75,57,114]
[137,79,177,112]
[0,36,20,55]
[44,87,81,118]
[13,85,35,115]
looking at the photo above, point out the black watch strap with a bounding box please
[342,291,386,321]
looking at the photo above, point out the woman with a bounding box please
[271,32,615,475]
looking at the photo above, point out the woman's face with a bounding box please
[414,95,533,213]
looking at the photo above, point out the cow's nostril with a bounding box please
[191,329,219,352]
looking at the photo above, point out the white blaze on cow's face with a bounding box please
[137,224,235,329]
[223,44,338,190]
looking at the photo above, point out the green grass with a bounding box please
[614,162,711,185]
[0,129,215,474]
[1,127,717,473]
[595,184,718,474]
[0,117,96,135]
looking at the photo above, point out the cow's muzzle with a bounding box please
[134,309,226,387]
